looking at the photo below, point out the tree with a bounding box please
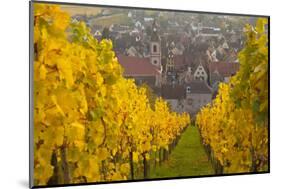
[196,18,268,173]
[101,27,110,40]
[33,4,190,186]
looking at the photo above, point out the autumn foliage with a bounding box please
[33,4,190,185]
[196,19,268,173]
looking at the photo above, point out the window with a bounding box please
[153,44,157,52]
[154,60,158,65]
[186,86,191,93]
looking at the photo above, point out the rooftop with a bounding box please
[209,61,240,77]
[116,54,159,76]
[160,84,186,99]
[185,80,213,94]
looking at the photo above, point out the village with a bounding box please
[72,8,252,116]
[30,3,269,186]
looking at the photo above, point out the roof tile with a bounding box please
[116,54,159,76]
[209,62,240,77]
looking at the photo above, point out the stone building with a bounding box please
[184,80,213,116]
[160,84,186,113]
[116,54,161,87]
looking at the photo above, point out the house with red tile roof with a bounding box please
[116,54,161,87]
[209,61,240,88]
[115,19,163,87]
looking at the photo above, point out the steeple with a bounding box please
[165,49,176,85]
[166,49,175,73]
[149,19,162,86]
[151,19,160,42]
[149,19,161,70]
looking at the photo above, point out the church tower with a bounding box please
[150,20,161,71]
[165,49,176,85]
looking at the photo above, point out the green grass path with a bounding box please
[150,125,214,178]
